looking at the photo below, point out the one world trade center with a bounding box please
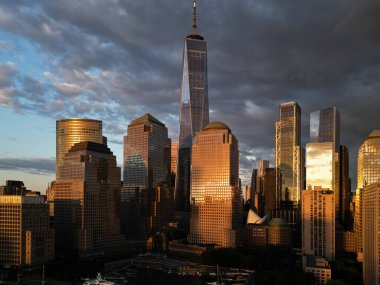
[176,0,209,212]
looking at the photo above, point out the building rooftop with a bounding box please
[203,121,230,131]
[186,34,204,40]
[130,113,165,127]
[68,141,112,154]
[368,129,380,139]
[268,218,288,227]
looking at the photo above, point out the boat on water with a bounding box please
[82,273,118,285]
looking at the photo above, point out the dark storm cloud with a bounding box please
[0,0,379,185]
[0,157,55,175]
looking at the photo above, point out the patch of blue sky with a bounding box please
[0,31,52,83]
[0,106,55,159]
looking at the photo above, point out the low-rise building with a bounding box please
[0,195,54,266]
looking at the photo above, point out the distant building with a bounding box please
[187,122,242,248]
[0,195,54,266]
[171,141,178,176]
[122,114,173,239]
[363,181,380,285]
[268,218,291,247]
[302,187,335,261]
[56,118,103,179]
[342,231,357,253]
[53,142,124,257]
[304,255,332,285]
[339,145,351,228]
[251,160,276,216]
[243,209,268,248]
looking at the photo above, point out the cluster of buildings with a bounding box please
[0,2,380,285]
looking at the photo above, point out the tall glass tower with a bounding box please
[176,0,209,211]
[275,102,303,210]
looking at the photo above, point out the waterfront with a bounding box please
[101,253,254,285]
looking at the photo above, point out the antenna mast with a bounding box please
[193,0,197,35]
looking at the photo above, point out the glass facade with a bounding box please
[122,114,172,239]
[310,107,340,151]
[187,122,242,248]
[354,130,380,254]
[275,102,303,209]
[306,142,334,190]
[176,35,209,211]
[56,118,103,179]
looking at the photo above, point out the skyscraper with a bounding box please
[354,130,380,258]
[187,122,242,248]
[122,114,172,239]
[251,160,276,216]
[339,145,351,228]
[56,118,103,179]
[176,0,209,212]
[363,182,380,285]
[275,102,303,209]
[302,187,335,261]
[53,142,124,256]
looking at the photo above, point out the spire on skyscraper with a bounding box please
[193,0,197,35]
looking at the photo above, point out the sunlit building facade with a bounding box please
[122,114,173,239]
[354,130,380,258]
[275,101,303,211]
[363,182,380,285]
[339,145,351,228]
[302,187,335,260]
[53,142,124,256]
[176,1,209,212]
[187,122,242,248]
[56,118,103,179]
[251,160,276,216]
[0,195,54,266]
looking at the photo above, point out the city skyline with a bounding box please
[1,0,380,193]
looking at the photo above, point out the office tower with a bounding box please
[275,101,303,210]
[56,118,103,179]
[176,0,209,212]
[171,141,178,176]
[53,142,124,256]
[0,195,54,266]
[171,140,178,188]
[245,185,251,203]
[122,114,172,239]
[251,161,276,216]
[307,107,340,219]
[363,182,380,285]
[187,122,242,248]
[339,145,351,228]
[250,169,257,208]
[354,130,380,258]
[302,187,335,260]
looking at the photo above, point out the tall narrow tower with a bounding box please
[176,0,209,212]
[275,102,303,212]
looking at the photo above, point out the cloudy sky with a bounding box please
[0,0,379,192]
